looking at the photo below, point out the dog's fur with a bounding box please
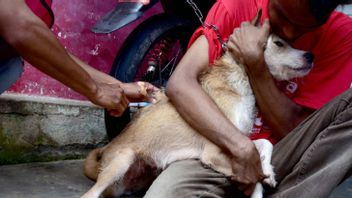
[81,34,313,198]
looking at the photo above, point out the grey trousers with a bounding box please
[144,88,352,198]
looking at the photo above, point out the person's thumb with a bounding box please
[262,19,271,36]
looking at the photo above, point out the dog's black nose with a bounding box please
[303,52,314,64]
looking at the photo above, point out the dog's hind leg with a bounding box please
[81,148,136,198]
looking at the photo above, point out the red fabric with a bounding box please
[250,80,301,144]
[291,12,352,109]
[25,0,53,28]
[188,0,352,144]
[188,0,270,64]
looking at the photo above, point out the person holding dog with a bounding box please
[143,0,352,197]
[0,0,158,117]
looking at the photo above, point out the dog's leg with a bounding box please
[81,148,136,198]
[251,183,264,198]
[200,143,233,176]
[253,139,277,187]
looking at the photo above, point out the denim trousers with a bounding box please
[0,57,24,94]
[144,88,352,198]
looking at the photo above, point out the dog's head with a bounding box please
[264,34,314,81]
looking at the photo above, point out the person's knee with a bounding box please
[144,160,238,198]
[144,160,199,198]
[336,88,352,103]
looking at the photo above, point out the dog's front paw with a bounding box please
[263,174,277,188]
[262,164,277,188]
[250,183,264,198]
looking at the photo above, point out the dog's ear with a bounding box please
[251,8,262,27]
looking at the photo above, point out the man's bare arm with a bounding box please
[0,0,132,115]
[166,35,264,195]
[0,0,98,98]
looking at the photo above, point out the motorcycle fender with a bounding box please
[91,2,144,34]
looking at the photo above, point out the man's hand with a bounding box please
[226,10,270,72]
[230,139,265,196]
[91,81,159,117]
[90,82,129,117]
[121,81,160,103]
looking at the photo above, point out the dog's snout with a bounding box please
[303,52,314,64]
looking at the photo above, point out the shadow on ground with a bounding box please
[0,159,350,198]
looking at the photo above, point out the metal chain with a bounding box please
[186,0,227,50]
[186,0,204,24]
[203,23,227,50]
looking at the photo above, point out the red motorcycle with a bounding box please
[93,0,215,140]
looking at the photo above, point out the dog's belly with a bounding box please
[107,62,258,181]
[124,92,256,170]
[114,100,212,169]
[144,104,207,169]
[230,94,256,134]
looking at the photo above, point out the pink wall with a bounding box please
[6,0,162,100]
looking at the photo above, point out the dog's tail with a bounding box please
[84,147,102,181]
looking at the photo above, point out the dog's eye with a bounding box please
[274,41,284,47]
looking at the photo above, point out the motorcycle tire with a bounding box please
[105,14,196,141]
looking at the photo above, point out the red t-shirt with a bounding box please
[188,0,352,144]
[25,0,54,28]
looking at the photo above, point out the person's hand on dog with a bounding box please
[226,9,270,74]
[108,81,159,117]
[230,138,265,196]
[90,82,129,117]
[121,81,159,103]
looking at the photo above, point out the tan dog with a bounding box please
[82,34,314,198]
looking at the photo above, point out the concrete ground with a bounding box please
[0,160,93,198]
[0,160,351,198]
